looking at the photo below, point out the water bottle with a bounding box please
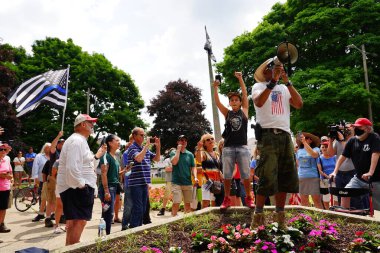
[98,218,106,239]
[102,202,110,213]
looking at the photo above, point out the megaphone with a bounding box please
[274,41,298,76]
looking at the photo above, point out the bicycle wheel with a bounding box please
[14,188,35,212]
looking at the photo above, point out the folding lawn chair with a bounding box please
[328,178,374,217]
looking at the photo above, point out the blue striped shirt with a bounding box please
[126,142,155,186]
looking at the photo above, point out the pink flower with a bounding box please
[236,224,241,231]
[258,225,265,230]
[238,249,244,253]
[353,238,366,244]
[191,232,196,237]
[141,246,149,252]
[262,245,268,250]
[210,235,217,241]
[254,239,262,244]
[234,232,241,239]
[207,243,214,249]
[218,237,227,244]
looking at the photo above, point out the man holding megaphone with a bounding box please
[251,50,303,230]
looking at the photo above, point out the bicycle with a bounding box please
[14,184,39,212]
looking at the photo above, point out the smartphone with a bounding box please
[215,74,222,82]
[125,162,134,171]
[297,131,302,138]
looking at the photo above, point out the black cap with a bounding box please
[178,135,187,141]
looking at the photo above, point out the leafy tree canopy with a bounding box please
[147,79,212,152]
[0,37,145,151]
[217,0,380,135]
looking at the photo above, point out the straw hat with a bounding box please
[254,58,274,83]
[296,132,320,147]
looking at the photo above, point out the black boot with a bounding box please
[157,208,165,216]
[45,218,54,228]
[0,223,11,233]
[32,214,45,222]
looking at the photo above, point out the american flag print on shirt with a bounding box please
[271,91,284,115]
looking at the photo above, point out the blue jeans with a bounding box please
[98,186,116,234]
[122,187,133,229]
[129,184,148,228]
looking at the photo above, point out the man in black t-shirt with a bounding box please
[331,118,380,211]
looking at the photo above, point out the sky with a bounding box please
[1,0,285,138]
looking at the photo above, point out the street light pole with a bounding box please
[204,27,221,141]
[346,44,373,123]
[360,44,373,123]
[86,87,90,115]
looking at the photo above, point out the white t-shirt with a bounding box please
[13,157,25,172]
[252,82,291,133]
[57,133,98,193]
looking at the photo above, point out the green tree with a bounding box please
[217,0,380,135]
[0,44,24,154]
[147,79,212,152]
[2,37,145,150]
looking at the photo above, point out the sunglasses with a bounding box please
[305,137,312,140]
[179,139,187,142]
[205,138,214,142]
[0,148,6,151]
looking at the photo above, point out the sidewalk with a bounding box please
[0,197,174,252]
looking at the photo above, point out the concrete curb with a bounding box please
[51,205,380,253]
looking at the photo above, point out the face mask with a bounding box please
[354,128,365,136]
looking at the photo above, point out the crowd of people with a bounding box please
[0,57,379,246]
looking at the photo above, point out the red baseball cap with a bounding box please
[352,118,372,127]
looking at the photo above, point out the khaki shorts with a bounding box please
[172,184,192,204]
[256,131,299,196]
[164,182,172,199]
[44,176,56,204]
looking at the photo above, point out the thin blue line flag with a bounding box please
[8,68,68,117]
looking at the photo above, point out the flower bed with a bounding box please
[149,187,184,211]
[67,207,380,253]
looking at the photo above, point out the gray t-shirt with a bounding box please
[163,158,172,182]
[334,140,355,172]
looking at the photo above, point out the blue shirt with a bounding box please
[25,152,36,168]
[126,142,155,186]
[296,147,320,178]
[318,155,336,179]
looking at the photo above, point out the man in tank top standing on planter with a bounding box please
[213,71,255,210]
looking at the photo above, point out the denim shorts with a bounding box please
[222,145,250,179]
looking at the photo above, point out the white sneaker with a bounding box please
[53,226,66,234]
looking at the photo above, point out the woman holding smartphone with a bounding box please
[99,134,122,235]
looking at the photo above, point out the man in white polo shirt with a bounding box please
[57,114,106,245]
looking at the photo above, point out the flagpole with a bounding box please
[61,65,70,131]
[204,26,221,141]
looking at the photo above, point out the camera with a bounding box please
[149,137,155,143]
[215,74,222,82]
[327,120,349,140]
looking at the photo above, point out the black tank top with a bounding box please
[224,109,248,147]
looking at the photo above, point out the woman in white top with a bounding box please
[13,151,25,188]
